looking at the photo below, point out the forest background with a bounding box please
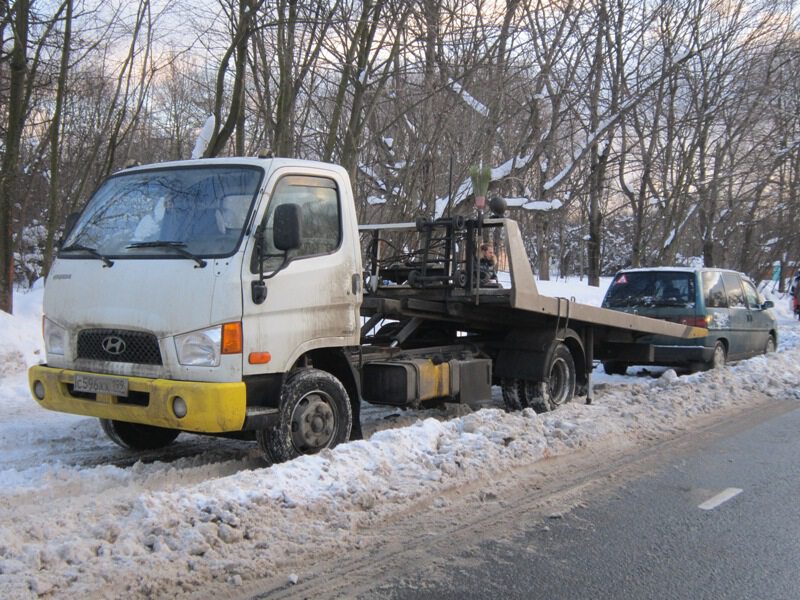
[1,0,799,314]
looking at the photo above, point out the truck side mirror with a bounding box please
[273,203,302,251]
[761,300,774,310]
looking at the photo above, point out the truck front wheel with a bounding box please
[99,419,180,450]
[525,343,576,413]
[257,368,352,464]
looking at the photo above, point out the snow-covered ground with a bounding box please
[2,276,800,599]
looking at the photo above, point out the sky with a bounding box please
[1,276,799,598]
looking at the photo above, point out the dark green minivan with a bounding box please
[600,268,778,374]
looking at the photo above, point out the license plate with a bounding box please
[74,374,129,397]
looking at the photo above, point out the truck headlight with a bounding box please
[174,326,222,366]
[44,318,66,355]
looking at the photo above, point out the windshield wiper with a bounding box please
[60,244,114,267]
[126,241,207,268]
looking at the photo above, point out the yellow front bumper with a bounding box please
[28,365,247,433]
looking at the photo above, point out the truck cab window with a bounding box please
[253,175,341,272]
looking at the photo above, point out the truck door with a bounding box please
[241,172,360,375]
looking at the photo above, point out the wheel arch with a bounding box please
[562,333,588,391]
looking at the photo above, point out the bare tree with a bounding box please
[42,0,73,276]
[204,0,264,157]
[0,0,30,313]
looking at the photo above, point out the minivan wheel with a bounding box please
[708,342,726,370]
[765,335,776,354]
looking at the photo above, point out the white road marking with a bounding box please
[698,488,743,510]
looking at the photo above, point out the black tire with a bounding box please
[257,368,352,464]
[525,344,576,413]
[707,341,727,370]
[501,378,525,412]
[99,418,180,450]
[602,361,628,376]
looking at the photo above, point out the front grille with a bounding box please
[77,329,163,365]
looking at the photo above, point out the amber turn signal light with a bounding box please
[248,352,271,364]
[221,322,243,354]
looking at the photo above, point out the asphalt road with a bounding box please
[365,401,800,600]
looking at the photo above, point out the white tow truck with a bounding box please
[28,157,705,462]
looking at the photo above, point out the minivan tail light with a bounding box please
[678,315,710,328]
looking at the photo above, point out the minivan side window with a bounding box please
[702,271,728,308]
[721,272,746,308]
[741,279,761,309]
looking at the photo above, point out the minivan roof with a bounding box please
[614,266,742,275]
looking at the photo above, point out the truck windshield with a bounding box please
[61,165,262,259]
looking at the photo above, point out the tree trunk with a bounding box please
[207,0,255,157]
[0,0,30,313]
[586,0,607,287]
[537,217,550,280]
[43,0,73,277]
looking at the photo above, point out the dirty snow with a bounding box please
[2,278,799,598]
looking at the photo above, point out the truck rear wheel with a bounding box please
[525,343,576,413]
[99,419,180,450]
[501,378,525,411]
[257,368,352,464]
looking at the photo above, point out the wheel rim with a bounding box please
[548,357,571,406]
[290,391,337,453]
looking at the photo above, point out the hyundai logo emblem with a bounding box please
[101,335,127,355]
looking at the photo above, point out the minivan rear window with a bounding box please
[604,271,695,308]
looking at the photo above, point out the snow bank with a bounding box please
[1,278,799,598]
[0,283,44,377]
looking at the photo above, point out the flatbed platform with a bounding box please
[360,218,706,344]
